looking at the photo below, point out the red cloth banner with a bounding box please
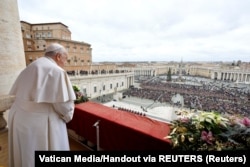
[67,101,172,150]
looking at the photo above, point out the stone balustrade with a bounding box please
[0,95,15,132]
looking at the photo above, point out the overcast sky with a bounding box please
[17,0,250,63]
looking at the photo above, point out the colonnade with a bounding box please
[134,69,156,76]
[212,70,250,83]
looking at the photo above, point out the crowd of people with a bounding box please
[123,76,250,117]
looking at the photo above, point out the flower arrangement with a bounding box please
[165,111,250,151]
[72,85,89,104]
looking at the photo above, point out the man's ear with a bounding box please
[55,53,61,61]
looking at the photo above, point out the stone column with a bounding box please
[0,0,26,129]
[0,0,26,95]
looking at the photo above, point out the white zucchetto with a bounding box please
[45,43,64,53]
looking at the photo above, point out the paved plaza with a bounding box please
[103,96,184,123]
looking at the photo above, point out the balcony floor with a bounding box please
[0,129,91,167]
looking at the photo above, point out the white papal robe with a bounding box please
[8,57,76,167]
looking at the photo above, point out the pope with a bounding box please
[8,43,76,167]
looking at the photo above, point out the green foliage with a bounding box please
[167,68,172,81]
[72,85,89,104]
[73,85,80,92]
[166,111,250,151]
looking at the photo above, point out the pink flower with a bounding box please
[240,117,250,127]
[201,131,214,144]
[75,91,83,98]
[180,117,190,123]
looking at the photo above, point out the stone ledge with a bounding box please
[0,95,15,112]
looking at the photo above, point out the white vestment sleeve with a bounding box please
[53,101,75,123]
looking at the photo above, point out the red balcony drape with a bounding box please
[67,101,172,151]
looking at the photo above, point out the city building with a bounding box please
[20,21,92,70]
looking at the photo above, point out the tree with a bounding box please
[167,68,172,81]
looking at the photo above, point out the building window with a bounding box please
[82,88,86,95]
[48,32,51,37]
[29,56,33,62]
[94,86,97,93]
[110,84,112,89]
[26,34,30,38]
[66,46,70,52]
